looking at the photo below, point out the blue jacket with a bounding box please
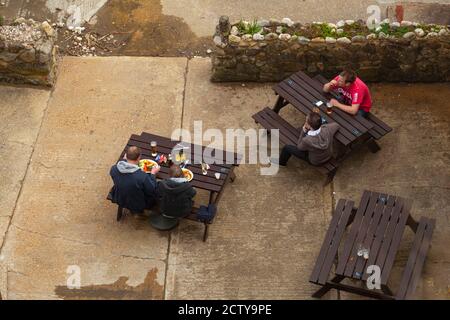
[109,161,157,213]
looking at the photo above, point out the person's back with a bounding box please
[158,165,196,218]
[297,120,340,165]
[109,146,158,213]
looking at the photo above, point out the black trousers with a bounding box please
[279,145,310,166]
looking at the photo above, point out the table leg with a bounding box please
[273,96,287,114]
[209,191,216,205]
[367,138,381,153]
[381,284,394,296]
[407,214,419,233]
[312,275,345,298]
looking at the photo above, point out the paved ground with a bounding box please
[0,56,449,299]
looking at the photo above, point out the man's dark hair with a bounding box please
[307,112,322,131]
[340,67,357,84]
[126,146,141,161]
[169,164,183,178]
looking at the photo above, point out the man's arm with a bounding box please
[323,79,338,93]
[297,127,311,151]
[330,98,360,115]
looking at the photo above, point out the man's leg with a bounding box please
[279,145,309,166]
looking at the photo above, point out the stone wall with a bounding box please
[0,18,58,87]
[212,16,450,82]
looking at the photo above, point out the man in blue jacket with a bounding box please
[109,146,159,214]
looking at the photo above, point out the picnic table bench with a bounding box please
[310,190,435,300]
[108,132,242,241]
[253,71,392,183]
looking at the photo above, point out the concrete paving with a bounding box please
[0,86,50,250]
[0,57,449,299]
[1,56,187,299]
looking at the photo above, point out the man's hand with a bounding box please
[151,165,160,175]
[329,80,338,87]
[330,98,340,107]
[303,122,311,132]
[312,107,320,114]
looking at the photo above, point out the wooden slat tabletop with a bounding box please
[335,191,410,284]
[121,132,242,193]
[274,71,375,146]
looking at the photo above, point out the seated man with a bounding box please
[150,165,197,231]
[279,112,339,166]
[109,146,160,214]
[323,67,373,118]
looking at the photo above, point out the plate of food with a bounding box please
[139,159,159,173]
[182,168,194,182]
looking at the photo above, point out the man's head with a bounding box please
[126,146,141,163]
[337,67,357,87]
[169,164,183,178]
[306,112,322,131]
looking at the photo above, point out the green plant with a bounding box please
[237,19,262,35]
[316,23,336,38]
[0,15,4,26]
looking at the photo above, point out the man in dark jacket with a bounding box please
[279,112,340,166]
[150,165,196,231]
[109,146,159,214]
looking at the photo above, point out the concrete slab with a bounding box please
[0,86,50,248]
[1,56,187,299]
[333,83,450,300]
[166,58,332,299]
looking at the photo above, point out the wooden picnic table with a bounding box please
[310,190,435,300]
[111,131,242,241]
[272,71,392,152]
[252,71,393,184]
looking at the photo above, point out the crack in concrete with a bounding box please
[119,254,163,262]
[180,58,190,131]
[0,81,57,298]
[12,224,100,247]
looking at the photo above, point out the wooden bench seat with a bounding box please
[396,217,435,300]
[252,107,339,184]
[312,74,393,141]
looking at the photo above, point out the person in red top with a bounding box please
[323,68,373,118]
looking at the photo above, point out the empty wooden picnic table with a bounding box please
[310,190,435,300]
[110,132,242,241]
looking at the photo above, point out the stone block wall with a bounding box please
[211,16,450,82]
[0,18,58,87]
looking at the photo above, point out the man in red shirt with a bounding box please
[323,68,373,118]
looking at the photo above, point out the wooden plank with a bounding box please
[252,113,297,145]
[263,107,300,137]
[343,193,388,277]
[336,190,375,275]
[396,217,428,299]
[257,110,299,143]
[353,195,394,277]
[367,113,393,133]
[317,200,355,284]
[140,132,241,165]
[310,199,347,283]
[380,199,412,284]
[404,218,435,299]
[362,195,399,281]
